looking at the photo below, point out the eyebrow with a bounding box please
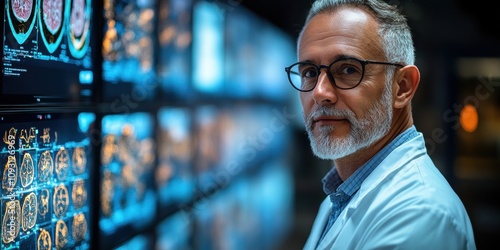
[299,54,359,64]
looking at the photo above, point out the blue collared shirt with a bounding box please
[319,126,419,241]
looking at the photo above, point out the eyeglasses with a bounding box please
[284,57,403,92]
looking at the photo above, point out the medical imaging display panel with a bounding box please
[193,104,290,189]
[191,1,224,97]
[224,6,296,101]
[102,0,158,102]
[157,0,193,100]
[99,112,157,248]
[2,0,94,103]
[0,111,95,250]
[156,107,195,216]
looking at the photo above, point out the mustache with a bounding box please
[305,106,356,129]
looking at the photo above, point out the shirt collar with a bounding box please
[322,125,419,196]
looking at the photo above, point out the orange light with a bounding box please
[460,104,478,132]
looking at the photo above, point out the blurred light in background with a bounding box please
[192,2,224,95]
[460,104,478,132]
[457,58,500,78]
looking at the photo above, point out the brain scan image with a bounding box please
[39,0,66,53]
[12,0,34,22]
[6,0,38,44]
[68,0,92,58]
[42,0,64,35]
[70,0,85,37]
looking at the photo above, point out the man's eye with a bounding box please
[302,68,318,78]
[341,66,359,75]
[334,63,361,76]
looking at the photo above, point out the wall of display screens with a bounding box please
[2,0,298,249]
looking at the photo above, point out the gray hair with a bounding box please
[298,0,415,65]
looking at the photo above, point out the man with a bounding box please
[285,0,476,249]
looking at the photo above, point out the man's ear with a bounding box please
[394,65,420,109]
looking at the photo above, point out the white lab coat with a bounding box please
[304,133,476,250]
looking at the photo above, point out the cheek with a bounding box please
[299,93,311,113]
[345,89,378,117]
[350,85,384,118]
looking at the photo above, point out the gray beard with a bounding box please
[304,81,393,160]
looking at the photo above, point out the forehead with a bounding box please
[298,7,383,62]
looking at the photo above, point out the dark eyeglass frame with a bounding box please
[284,57,404,92]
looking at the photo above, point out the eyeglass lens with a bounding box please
[288,59,364,91]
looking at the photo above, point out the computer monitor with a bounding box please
[192,1,224,98]
[0,111,95,249]
[1,0,95,104]
[99,112,157,248]
[101,0,158,102]
[224,6,297,101]
[157,0,193,100]
[157,107,195,216]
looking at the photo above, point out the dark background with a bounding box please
[242,0,500,46]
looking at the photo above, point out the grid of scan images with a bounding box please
[0,113,94,250]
